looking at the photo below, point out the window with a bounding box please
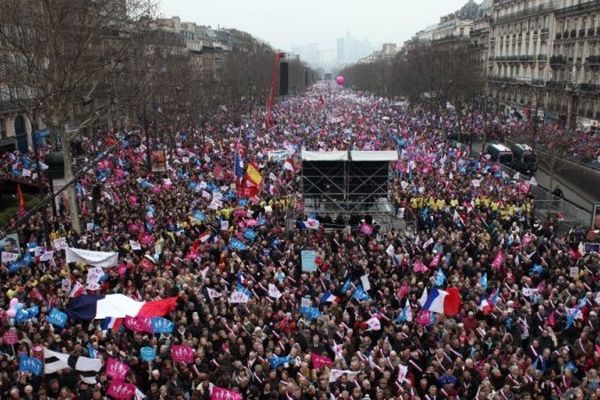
[0,119,5,138]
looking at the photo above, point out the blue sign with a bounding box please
[19,355,43,376]
[47,308,68,328]
[151,317,174,334]
[140,346,156,362]
[301,250,317,272]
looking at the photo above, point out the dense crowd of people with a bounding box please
[0,84,599,400]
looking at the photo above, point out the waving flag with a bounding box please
[434,269,446,287]
[269,355,291,369]
[320,291,339,304]
[311,353,333,369]
[19,355,43,376]
[299,306,321,321]
[211,387,243,400]
[480,273,488,290]
[44,347,102,384]
[303,218,320,230]
[365,316,381,331]
[107,381,136,400]
[396,300,413,322]
[245,163,262,186]
[171,345,195,363]
[67,294,177,320]
[420,288,459,316]
[352,285,370,302]
[106,357,131,380]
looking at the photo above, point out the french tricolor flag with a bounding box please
[68,294,177,320]
[420,287,461,316]
[320,291,339,304]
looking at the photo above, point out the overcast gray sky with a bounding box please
[158,0,468,52]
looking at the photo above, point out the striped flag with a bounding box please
[44,347,102,384]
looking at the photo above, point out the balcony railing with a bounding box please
[555,0,600,17]
[493,3,554,25]
[586,55,600,65]
[550,56,566,65]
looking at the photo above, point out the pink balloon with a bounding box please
[335,75,345,86]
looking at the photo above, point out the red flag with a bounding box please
[17,183,26,216]
[311,353,333,369]
[137,297,177,318]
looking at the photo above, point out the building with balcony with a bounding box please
[486,0,599,127]
[487,0,555,118]
[550,0,600,128]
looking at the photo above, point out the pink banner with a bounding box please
[311,353,333,369]
[211,387,242,400]
[124,316,153,334]
[106,358,130,381]
[107,381,136,400]
[171,344,195,363]
[491,250,504,270]
[429,253,441,268]
[413,260,429,273]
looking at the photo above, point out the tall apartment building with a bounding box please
[550,0,600,128]
[408,0,599,129]
[486,0,600,128]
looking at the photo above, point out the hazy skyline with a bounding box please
[159,0,470,55]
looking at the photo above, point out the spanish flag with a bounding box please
[245,163,262,186]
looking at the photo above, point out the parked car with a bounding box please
[484,143,513,165]
[510,143,537,174]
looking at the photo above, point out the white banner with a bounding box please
[1,252,19,263]
[66,247,118,268]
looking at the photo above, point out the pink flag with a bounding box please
[429,253,442,268]
[107,381,136,400]
[413,260,429,273]
[124,316,153,334]
[171,344,195,363]
[398,282,410,299]
[415,310,431,326]
[311,353,333,369]
[211,387,242,400]
[491,250,504,270]
[360,222,373,236]
[106,358,130,381]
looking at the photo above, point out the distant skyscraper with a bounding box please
[336,38,345,64]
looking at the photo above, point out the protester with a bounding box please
[0,83,599,400]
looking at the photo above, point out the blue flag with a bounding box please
[87,343,98,358]
[299,306,320,321]
[352,285,370,302]
[243,229,258,241]
[229,239,247,251]
[435,269,446,287]
[269,355,291,369]
[341,279,353,294]
[151,317,175,334]
[19,355,43,376]
[479,273,488,290]
[47,308,68,328]
[236,284,252,299]
[191,210,206,222]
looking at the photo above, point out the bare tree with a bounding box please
[0,0,156,232]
